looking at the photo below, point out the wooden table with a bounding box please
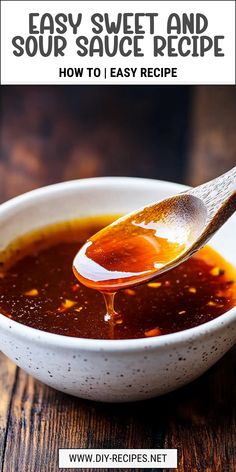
[0,85,236,471]
[1,348,235,471]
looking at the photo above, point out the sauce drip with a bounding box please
[0,216,235,340]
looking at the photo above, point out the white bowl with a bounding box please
[0,177,235,402]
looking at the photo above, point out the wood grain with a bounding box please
[0,348,235,472]
[0,355,17,468]
[0,85,236,472]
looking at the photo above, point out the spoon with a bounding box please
[73,167,236,292]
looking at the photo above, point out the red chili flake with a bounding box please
[57,299,77,313]
[145,327,161,337]
[75,307,83,313]
[124,289,135,296]
[188,287,197,294]
[207,301,217,306]
[147,282,162,288]
[24,288,39,297]
[72,283,80,293]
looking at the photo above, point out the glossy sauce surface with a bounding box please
[0,216,235,340]
[73,197,201,291]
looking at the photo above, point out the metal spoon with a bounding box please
[73,167,236,291]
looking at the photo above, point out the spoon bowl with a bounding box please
[73,194,207,291]
[73,168,236,292]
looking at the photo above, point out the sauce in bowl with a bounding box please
[0,216,235,340]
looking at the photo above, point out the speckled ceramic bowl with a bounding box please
[0,177,235,402]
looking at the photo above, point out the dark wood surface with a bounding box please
[0,346,235,471]
[0,86,236,472]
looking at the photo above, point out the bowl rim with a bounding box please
[0,176,235,353]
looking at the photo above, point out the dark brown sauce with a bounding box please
[0,216,235,340]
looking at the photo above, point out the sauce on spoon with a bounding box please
[72,196,199,292]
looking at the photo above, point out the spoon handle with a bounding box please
[188,165,236,240]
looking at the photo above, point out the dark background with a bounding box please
[0,85,235,203]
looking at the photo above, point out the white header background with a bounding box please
[1,0,235,84]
